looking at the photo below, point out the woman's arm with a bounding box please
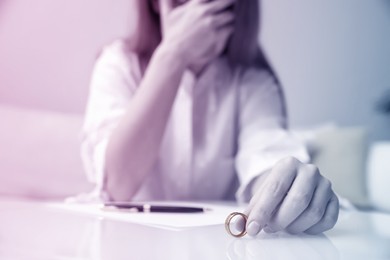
[105,0,236,201]
[235,68,338,235]
[105,44,185,201]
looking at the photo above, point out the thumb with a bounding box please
[160,0,174,15]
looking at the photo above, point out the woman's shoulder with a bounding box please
[94,39,142,83]
[98,39,139,64]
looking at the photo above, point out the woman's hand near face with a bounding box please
[104,0,235,201]
[244,157,339,235]
[160,0,235,70]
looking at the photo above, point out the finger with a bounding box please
[304,194,339,235]
[244,171,272,215]
[246,157,300,236]
[205,0,236,14]
[246,161,293,215]
[192,0,209,5]
[211,10,235,28]
[285,178,333,234]
[235,200,254,233]
[233,216,246,234]
[160,0,175,15]
[266,164,319,232]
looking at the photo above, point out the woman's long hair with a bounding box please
[127,0,267,67]
[125,0,287,121]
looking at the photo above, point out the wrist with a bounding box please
[156,41,189,68]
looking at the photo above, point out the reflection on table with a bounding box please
[0,200,389,260]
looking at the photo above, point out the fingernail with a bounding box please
[247,221,261,236]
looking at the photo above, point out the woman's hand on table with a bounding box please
[245,157,339,235]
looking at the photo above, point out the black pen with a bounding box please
[103,202,210,213]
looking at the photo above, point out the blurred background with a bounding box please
[0,0,389,210]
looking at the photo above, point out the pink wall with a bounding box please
[0,0,130,114]
[1,0,389,142]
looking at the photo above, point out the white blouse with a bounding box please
[81,40,309,203]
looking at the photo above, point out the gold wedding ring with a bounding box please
[225,212,248,238]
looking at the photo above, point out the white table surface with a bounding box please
[1,199,389,260]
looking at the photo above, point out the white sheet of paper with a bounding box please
[47,202,246,231]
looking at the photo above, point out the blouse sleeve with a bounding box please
[80,41,139,194]
[235,68,310,203]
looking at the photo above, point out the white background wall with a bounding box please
[261,0,390,141]
[0,0,389,142]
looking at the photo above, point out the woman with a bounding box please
[81,0,339,236]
